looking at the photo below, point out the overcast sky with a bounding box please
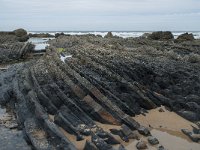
[0,0,200,31]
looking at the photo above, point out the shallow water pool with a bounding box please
[28,38,54,51]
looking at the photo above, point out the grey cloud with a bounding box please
[0,0,200,31]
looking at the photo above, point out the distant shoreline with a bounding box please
[28,31,200,39]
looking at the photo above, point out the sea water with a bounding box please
[28,37,54,51]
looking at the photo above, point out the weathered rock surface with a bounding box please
[14,28,29,42]
[1,33,200,149]
[157,145,166,150]
[176,33,195,42]
[148,31,174,40]
[104,32,114,38]
[0,127,31,150]
[182,129,200,142]
[148,136,159,145]
[136,141,147,149]
[55,32,71,38]
[0,29,34,63]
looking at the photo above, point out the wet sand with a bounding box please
[60,127,91,150]
[134,106,200,150]
[134,106,197,131]
[151,129,200,150]
[51,107,200,150]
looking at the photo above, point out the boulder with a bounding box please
[91,134,112,150]
[138,126,150,136]
[136,141,147,149]
[12,28,29,42]
[148,136,159,145]
[148,31,174,40]
[178,111,199,122]
[121,124,139,140]
[121,124,133,137]
[157,145,166,150]
[186,102,200,112]
[83,140,98,150]
[181,129,200,142]
[55,32,65,38]
[175,33,195,42]
[104,135,120,145]
[14,28,27,37]
[18,35,29,42]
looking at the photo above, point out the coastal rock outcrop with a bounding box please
[136,141,147,149]
[1,33,200,149]
[14,28,29,42]
[55,32,66,38]
[0,29,34,63]
[104,32,114,38]
[175,33,195,42]
[14,28,27,37]
[148,31,174,40]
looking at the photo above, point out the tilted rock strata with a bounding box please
[0,29,34,63]
[0,34,200,149]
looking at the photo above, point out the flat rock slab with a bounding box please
[0,127,31,150]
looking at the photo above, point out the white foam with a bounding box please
[60,55,72,63]
[28,31,200,39]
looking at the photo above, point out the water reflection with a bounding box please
[152,129,200,150]
[28,38,54,51]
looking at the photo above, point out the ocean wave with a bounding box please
[28,31,200,39]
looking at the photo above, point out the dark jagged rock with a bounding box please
[121,124,133,137]
[0,42,34,63]
[175,33,195,42]
[181,129,200,142]
[0,30,34,63]
[178,111,199,122]
[157,145,166,150]
[104,32,113,38]
[94,128,120,144]
[138,126,150,136]
[148,31,174,40]
[136,141,147,149]
[1,33,200,149]
[55,32,67,38]
[120,124,139,139]
[118,145,127,150]
[148,136,159,145]
[110,128,120,135]
[91,134,113,150]
[84,140,98,150]
[14,28,27,37]
[18,35,29,42]
[13,28,29,42]
[104,135,120,145]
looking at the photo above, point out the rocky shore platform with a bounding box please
[0,30,200,149]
